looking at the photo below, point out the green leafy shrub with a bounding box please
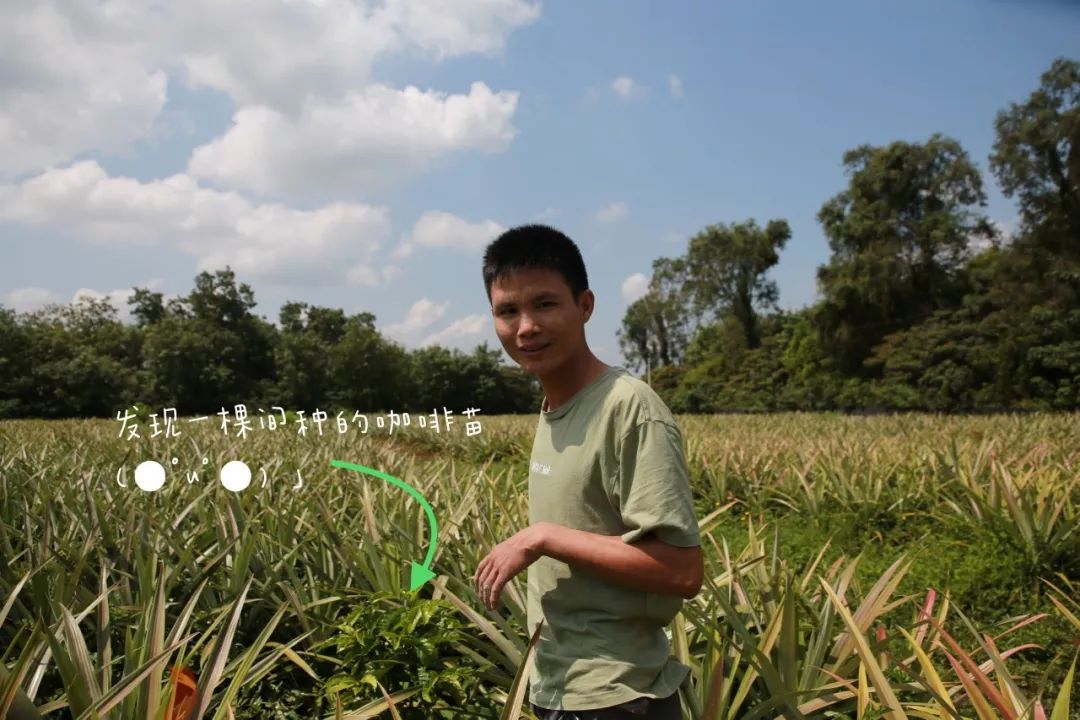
[324,593,495,718]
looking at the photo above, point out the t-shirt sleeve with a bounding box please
[610,419,701,547]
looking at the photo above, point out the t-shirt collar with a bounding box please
[540,366,622,421]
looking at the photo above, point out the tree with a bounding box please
[617,257,693,375]
[864,306,1001,411]
[274,302,347,410]
[684,219,791,349]
[139,268,278,411]
[669,318,791,413]
[0,307,31,416]
[329,312,410,412]
[129,287,166,326]
[18,298,141,417]
[618,298,656,375]
[814,134,996,373]
[990,57,1080,260]
[141,315,242,411]
[410,345,469,411]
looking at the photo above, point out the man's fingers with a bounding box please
[476,570,488,600]
[478,563,500,610]
[476,562,495,604]
[487,568,502,609]
[486,567,510,610]
[475,552,496,593]
[490,576,507,610]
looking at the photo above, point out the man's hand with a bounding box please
[475,523,548,611]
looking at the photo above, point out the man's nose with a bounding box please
[517,310,540,336]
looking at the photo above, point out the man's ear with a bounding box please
[581,289,595,322]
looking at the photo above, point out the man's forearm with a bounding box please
[535,522,703,599]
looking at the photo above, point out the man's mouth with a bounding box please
[520,344,549,356]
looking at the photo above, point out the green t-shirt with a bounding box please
[526,365,701,711]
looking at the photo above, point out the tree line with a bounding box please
[0,271,542,418]
[619,57,1080,412]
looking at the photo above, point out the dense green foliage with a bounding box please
[0,270,542,419]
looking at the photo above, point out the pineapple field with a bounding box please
[1,412,1078,719]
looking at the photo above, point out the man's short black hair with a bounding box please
[482,224,589,305]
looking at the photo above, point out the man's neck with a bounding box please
[540,352,610,413]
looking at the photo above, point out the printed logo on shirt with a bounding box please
[530,460,552,475]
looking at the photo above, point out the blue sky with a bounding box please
[1,0,1077,368]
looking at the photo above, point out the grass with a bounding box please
[1,411,1078,718]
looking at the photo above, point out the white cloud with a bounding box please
[0,1,539,182]
[346,266,382,287]
[0,3,167,179]
[346,264,401,287]
[611,75,638,101]
[168,0,538,107]
[73,286,132,304]
[594,201,628,224]
[535,207,560,221]
[0,162,390,284]
[621,273,649,304]
[188,82,520,198]
[394,210,505,258]
[385,297,450,341]
[419,313,488,348]
[168,0,391,108]
[668,74,683,98]
[2,287,61,314]
[379,0,541,62]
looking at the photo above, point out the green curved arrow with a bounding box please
[330,459,438,591]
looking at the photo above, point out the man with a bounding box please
[474,225,704,720]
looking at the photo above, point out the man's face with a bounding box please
[489,267,593,375]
